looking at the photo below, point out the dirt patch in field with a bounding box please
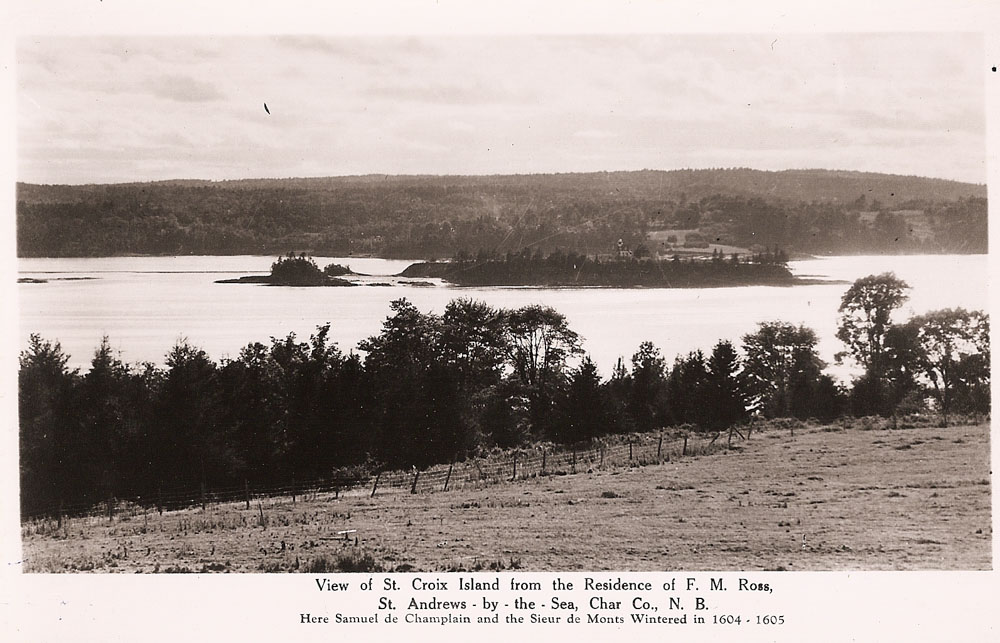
[21,422,991,572]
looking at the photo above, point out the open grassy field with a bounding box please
[21,420,991,572]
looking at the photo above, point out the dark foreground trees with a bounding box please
[835,273,990,422]
[836,272,911,415]
[904,308,990,423]
[19,290,990,517]
[742,322,841,420]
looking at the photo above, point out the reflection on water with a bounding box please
[18,254,988,379]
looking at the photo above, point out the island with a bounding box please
[216,254,356,287]
[398,249,814,288]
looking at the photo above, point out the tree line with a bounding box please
[17,169,986,259]
[402,247,794,287]
[19,274,989,517]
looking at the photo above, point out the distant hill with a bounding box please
[16,169,987,258]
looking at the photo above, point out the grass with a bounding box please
[20,420,991,572]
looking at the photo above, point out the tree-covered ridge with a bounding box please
[20,277,990,518]
[16,169,986,258]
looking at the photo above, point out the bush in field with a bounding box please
[329,462,375,488]
[303,552,384,573]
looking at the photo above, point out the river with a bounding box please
[17,254,988,379]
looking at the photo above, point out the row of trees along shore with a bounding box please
[19,273,989,518]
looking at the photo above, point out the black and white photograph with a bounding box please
[1,1,997,640]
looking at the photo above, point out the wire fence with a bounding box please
[22,426,741,525]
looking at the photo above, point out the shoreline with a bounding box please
[16,250,988,261]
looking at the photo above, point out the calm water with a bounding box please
[17,254,989,378]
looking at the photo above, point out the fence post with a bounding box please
[629,440,633,461]
[371,472,381,498]
[542,449,547,472]
[600,444,604,468]
[682,435,688,456]
[245,479,250,510]
[444,460,454,492]
[511,451,518,481]
[657,432,663,460]
[572,448,577,473]
[410,470,421,494]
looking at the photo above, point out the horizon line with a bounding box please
[16,166,988,188]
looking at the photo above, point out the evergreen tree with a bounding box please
[629,341,668,432]
[666,350,709,427]
[19,335,80,515]
[554,356,609,442]
[704,340,747,429]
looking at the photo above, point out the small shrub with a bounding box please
[302,551,385,573]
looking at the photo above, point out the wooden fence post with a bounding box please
[410,470,421,494]
[600,445,604,468]
[371,472,381,498]
[444,460,454,491]
[541,449,547,472]
[245,479,250,510]
[657,432,663,460]
[682,435,688,456]
[511,451,518,481]
[629,440,633,461]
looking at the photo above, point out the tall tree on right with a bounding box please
[836,272,911,415]
[905,308,990,425]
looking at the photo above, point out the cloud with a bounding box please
[272,36,383,65]
[364,82,500,105]
[14,34,988,185]
[144,74,224,102]
[272,35,437,67]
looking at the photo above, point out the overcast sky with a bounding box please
[16,33,987,185]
